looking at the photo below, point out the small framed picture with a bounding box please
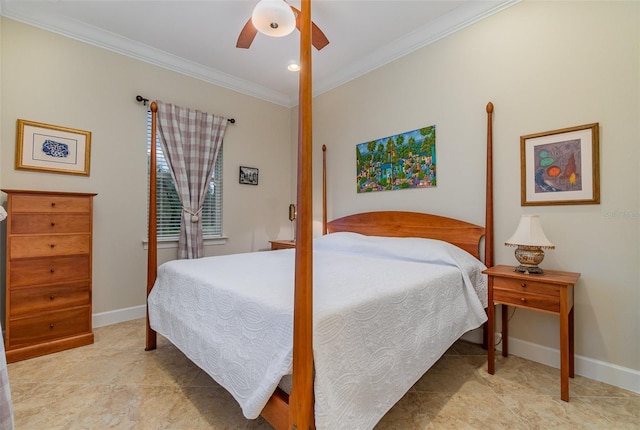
[239,166,259,185]
[520,123,599,206]
[16,119,91,176]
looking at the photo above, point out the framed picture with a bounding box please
[356,125,436,193]
[16,119,91,176]
[239,166,259,185]
[520,123,599,206]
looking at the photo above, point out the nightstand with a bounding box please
[483,264,580,401]
[269,240,296,250]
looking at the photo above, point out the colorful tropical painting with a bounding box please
[533,139,582,194]
[356,125,436,193]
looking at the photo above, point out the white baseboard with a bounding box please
[92,305,146,328]
[461,328,640,394]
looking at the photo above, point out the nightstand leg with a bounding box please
[501,304,509,357]
[560,293,570,402]
[488,304,495,374]
[569,306,575,378]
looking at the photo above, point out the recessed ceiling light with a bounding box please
[288,62,300,72]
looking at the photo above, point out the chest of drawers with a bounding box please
[3,189,97,362]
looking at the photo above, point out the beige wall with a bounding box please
[0,19,294,316]
[313,0,639,374]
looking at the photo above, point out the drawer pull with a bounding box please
[50,268,55,273]
[51,222,56,227]
[49,323,55,329]
[51,202,56,207]
[50,295,55,300]
[520,297,527,303]
[50,244,56,248]
[521,283,527,288]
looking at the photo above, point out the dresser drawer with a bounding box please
[493,289,560,313]
[8,306,91,348]
[10,282,90,316]
[10,194,91,213]
[10,234,90,259]
[10,255,90,287]
[10,213,91,235]
[494,276,561,297]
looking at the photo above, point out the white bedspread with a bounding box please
[148,232,487,429]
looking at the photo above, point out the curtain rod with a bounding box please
[135,95,236,124]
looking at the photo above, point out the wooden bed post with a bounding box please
[146,101,158,351]
[483,101,494,350]
[289,0,315,429]
[322,144,327,235]
[485,102,494,268]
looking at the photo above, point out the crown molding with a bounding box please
[313,0,520,98]
[1,1,518,108]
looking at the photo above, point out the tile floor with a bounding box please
[6,319,639,429]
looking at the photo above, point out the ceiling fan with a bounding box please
[236,0,329,50]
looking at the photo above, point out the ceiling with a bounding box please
[0,0,517,107]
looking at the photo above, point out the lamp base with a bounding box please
[513,265,544,275]
[513,245,546,275]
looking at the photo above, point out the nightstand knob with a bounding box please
[520,297,527,303]
[51,222,56,227]
[50,244,56,248]
[49,323,55,329]
[50,268,55,273]
[50,295,55,300]
[521,283,527,288]
[51,202,56,207]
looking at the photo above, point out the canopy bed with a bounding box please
[144,2,495,429]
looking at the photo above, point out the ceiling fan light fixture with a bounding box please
[251,0,296,38]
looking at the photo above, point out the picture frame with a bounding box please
[356,125,436,193]
[239,166,259,185]
[520,123,599,206]
[16,119,91,176]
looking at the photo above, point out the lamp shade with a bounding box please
[251,0,296,38]
[505,215,555,249]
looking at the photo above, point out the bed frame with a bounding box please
[144,2,494,429]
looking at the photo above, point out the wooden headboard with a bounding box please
[326,211,485,260]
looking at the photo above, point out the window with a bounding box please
[147,111,223,240]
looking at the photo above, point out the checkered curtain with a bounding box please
[156,101,227,259]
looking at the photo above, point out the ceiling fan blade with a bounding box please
[236,18,258,49]
[291,5,330,51]
[310,22,330,51]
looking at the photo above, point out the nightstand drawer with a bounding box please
[493,289,560,313]
[494,276,561,297]
[270,240,296,250]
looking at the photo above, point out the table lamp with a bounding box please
[504,215,555,274]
